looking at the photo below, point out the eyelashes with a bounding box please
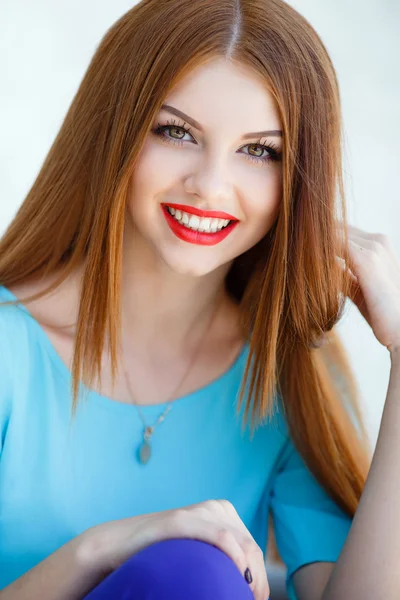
[151,118,282,166]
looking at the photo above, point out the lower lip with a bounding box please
[161,206,238,246]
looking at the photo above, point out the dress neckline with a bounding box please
[0,284,249,413]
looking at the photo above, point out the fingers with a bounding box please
[214,500,270,600]
[177,501,270,600]
[335,224,400,336]
[346,271,372,324]
[339,223,399,266]
[209,524,270,600]
[170,517,269,600]
[337,225,392,290]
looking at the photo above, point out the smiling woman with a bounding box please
[0,1,372,600]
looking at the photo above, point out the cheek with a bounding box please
[130,141,179,200]
[244,168,282,227]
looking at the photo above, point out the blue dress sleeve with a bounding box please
[269,433,352,599]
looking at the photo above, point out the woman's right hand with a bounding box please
[79,499,270,600]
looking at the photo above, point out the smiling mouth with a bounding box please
[165,206,233,233]
[161,203,239,246]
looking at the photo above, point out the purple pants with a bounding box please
[83,538,257,599]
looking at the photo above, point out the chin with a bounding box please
[161,252,223,278]
[166,260,217,278]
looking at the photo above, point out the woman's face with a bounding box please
[127,56,283,277]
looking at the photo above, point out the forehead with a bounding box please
[163,57,282,133]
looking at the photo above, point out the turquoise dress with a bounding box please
[0,285,352,599]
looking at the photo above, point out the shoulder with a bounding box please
[0,278,77,446]
[0,277,74,393]
[1,271,81,332]
[0,285,39,387]
[0,272,83,384]
[0,284,31,351]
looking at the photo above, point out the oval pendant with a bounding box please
[138,441,151,465]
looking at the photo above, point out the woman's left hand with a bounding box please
[338,224,400,355]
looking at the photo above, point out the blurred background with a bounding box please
[0,0,399,450]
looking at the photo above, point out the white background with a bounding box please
[1,0,399,448]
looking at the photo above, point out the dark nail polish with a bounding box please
[244,567,253,584]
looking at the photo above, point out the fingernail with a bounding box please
[244,567,253,584]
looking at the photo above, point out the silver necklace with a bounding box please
[123,297,221,465]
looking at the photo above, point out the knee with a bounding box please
[105,538,255,599]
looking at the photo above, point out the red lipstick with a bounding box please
[161,204,239,246]
[163,203,238,221]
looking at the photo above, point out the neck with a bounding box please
[119,228,235,352]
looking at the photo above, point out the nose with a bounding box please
[183,156,234,208]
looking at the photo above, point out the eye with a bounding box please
[151,120,282,165]
[240,141,282,165]
[152,119,194,146]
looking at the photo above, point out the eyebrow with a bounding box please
[160,104,282,139]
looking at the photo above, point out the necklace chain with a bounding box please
[123,295,222,465]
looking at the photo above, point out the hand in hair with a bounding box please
[338,223,400,354]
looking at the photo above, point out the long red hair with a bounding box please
[0,0,370,550]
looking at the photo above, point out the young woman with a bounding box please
[0,0,399,599]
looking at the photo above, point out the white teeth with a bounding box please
[166,206,233,233]
[199,218,211,232]
[188,215,200,229]
[210,221,218,233]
